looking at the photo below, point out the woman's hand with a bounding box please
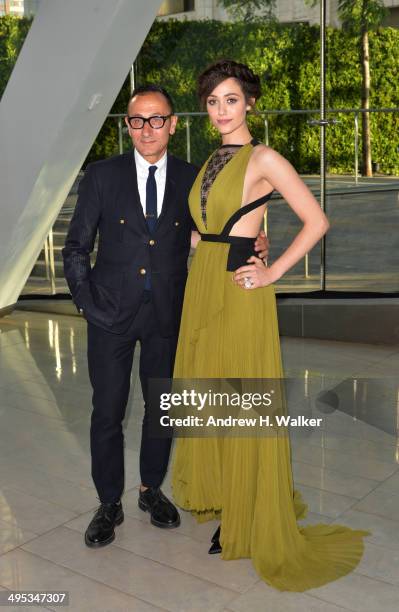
[233,256,280,290]
[191,230,201,249]
[254,230,269,261]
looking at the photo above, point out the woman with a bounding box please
[171,59,369,592]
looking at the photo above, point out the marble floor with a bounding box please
[0,309,398,612]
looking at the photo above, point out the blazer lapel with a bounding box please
[155,153,175,230]
[125,150,148,233]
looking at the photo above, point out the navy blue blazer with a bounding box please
[62,150,198,336]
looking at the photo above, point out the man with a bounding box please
[63,84,268,548]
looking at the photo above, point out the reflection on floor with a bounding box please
[0,309,398,611]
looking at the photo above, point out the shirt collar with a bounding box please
[134,148,167,175]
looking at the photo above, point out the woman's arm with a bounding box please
[234,146,329,288]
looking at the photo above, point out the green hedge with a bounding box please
[1,17,398,173]
[0,16,31,96]
[98,19,399,174]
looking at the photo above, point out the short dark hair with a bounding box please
[197,59,261,109]
[127,84,175,114]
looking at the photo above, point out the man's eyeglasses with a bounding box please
[127,115,172,129]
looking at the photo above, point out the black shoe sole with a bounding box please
[138,499,181,529]
[208,541,222,554]
[84,513,124,548]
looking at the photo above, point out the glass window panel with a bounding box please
[158,0,194,17]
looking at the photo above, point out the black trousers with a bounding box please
[87,295,177,503]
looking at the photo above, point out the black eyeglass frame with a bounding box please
[126,114,172,129]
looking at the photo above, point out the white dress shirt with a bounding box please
[134,148,167,217]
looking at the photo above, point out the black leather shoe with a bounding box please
[84,502,124,548]
[209,524,222,554]
[138,487,180,528]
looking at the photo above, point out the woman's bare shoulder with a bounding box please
[252,143,286,164]
[251,143,298,182]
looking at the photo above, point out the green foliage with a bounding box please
[120,19,398,174]
[0,15,32,100]
[1,16,398,173]
[305,0,387,29]
[337,0,387,31]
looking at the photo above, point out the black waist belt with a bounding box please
[200,233,259,271]
[200,234,254,246]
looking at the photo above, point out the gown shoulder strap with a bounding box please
[220,139,272,235]
[221,190,274,237]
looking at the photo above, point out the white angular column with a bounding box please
[0,0,161,309]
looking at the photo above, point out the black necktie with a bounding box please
[145,165,157,234]
[144,165,157,292]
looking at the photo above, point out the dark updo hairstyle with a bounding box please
[197,59,261,109]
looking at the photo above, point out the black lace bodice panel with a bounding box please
[200,145,242,228]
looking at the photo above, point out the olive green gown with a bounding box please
[171,141,369,592]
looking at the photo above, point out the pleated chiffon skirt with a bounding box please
[172,241,369,592]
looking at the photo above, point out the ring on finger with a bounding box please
[244,276,253,289]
